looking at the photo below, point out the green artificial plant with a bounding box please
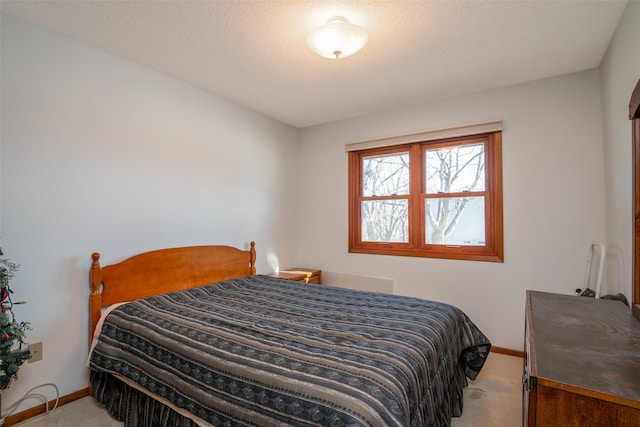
[0,246,30,390]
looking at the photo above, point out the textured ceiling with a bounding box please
[0,1,629,128]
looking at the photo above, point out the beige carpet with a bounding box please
[15,353,523,426]
[451,352,523,427]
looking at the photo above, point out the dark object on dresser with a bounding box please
[575,287,630,306]
[601,292,630,306]
[523,290,640,426]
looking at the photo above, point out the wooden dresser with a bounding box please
[523,291,640,426]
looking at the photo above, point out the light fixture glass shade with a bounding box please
[307,16,368,59]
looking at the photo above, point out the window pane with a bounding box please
[362,152,409,197]
[361,200,408,242]
[425,196,485,245]
[425,143,485,194]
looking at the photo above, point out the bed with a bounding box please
[88,242,491,427]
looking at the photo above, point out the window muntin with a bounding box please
[360,151,410,243]
[349,132,503,262]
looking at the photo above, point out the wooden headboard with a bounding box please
[89,242,256,342]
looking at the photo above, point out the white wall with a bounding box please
[0,14,299,412]
[296,70,607,351]
[599,1,640,301]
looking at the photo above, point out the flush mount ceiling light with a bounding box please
[307,16,368,59]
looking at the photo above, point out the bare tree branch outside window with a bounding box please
[359,144,485,245]
[425,144,485,245]
[361,153,409,242]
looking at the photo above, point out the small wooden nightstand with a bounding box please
[269,268,322,284]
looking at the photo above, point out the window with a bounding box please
[349,131,503,262]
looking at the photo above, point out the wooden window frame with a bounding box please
[630,78,640,321]
[349,131,503,262]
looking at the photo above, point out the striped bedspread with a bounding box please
[89,275,491,426]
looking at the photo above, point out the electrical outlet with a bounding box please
[28,342,43,363]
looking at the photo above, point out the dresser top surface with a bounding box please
[527,290,640,403]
